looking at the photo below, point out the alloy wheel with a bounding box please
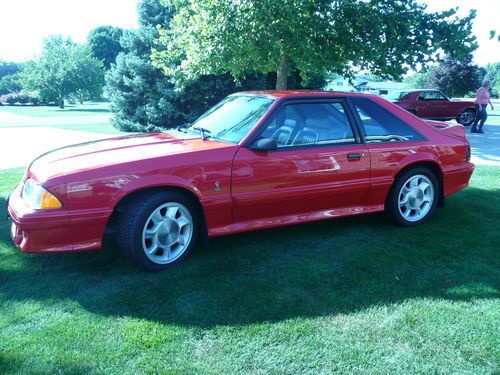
[141,202,193,264]
[398,174,434,222]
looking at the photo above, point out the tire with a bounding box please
[457,109,475,127]
[117,191,199,271]
[386,167,439,227]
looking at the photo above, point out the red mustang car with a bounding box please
[7,91,474,271]
[389,89,476,126]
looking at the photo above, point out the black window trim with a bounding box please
[243,97,364,152]
[346,97,428,144]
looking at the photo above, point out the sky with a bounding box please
[0,0,498,66]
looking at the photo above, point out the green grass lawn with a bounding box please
[0,102,111,117]
[0,167,499,374]
[0,102,123,134]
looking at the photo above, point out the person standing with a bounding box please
[471,80,494,133]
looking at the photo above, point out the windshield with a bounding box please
[189,95,275,143]
[386,91,409,101]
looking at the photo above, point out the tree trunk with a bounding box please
[276,55,290,90]
[59,93,64,109]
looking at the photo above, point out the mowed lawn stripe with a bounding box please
[0,103,123,134]
[0,166,498,374]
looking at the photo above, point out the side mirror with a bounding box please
[249,137,278,152]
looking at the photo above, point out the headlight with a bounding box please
[22,179,62,209]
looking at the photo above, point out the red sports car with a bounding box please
[7,91,474,271]
[389,89,476,126]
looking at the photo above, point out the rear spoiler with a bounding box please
[425,120,467,141]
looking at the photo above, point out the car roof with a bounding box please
[400,89,441,93]
[234,90,379,99]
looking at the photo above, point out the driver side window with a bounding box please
[260,102,356,148]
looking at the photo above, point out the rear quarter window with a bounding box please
[350,97,425,143]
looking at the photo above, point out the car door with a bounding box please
[416,91,450,118]
[231,99,370,224]
[415,91,432,117]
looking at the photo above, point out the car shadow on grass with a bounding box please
[1,186,499,328]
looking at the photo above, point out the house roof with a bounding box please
[356,81,409,90]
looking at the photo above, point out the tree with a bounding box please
[483,62,500,98]
[0,61,22,95]
[21,36,104,108]
[403,71,429,89]
[0,73,22,95]
[87,26,124,69]
[0,61,20,80]
[138,0,172,27]
[106,29,178,132]
[107,0,282,132]
[425,55,481,97]
[105,0,179,132]
[153,0,477,90]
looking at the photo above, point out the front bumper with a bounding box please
[7,187,73,253]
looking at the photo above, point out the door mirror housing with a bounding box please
[249,137,278,152]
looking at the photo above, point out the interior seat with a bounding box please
[271,119,296,146]
[292,127,319,145]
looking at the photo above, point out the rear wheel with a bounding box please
[386,168,439,227]
[117,191,199,271]
[457,109,475,127]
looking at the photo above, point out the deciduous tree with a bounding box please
[21,36,104,108]
[0,61,22,95]
[153,0,477,90]
[425,55,481,97]
[87,26,124,69]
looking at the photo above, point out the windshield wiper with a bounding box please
[191,126,212,140]
[176,123,191,133]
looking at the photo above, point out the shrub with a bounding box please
[29,95,40,105]
[5,93,17,105]
[0,92,41,105]
[17,93,30,104]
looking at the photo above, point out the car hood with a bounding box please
[29,132,235,182]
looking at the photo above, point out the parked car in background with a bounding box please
[7,91,474,271]
[388,89,476,126]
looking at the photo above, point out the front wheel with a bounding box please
[386,168,439,227]
[117,191,199,271]
[457,109,475,127]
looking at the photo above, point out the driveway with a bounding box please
[467,122,500,166]
[0,127,112,170]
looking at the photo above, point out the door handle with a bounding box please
[347,153,364,160]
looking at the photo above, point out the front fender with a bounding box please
[108,174,203,209]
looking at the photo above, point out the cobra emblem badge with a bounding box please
[214,181,221,192]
